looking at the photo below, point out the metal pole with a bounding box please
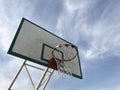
[43,70,54,90]
[8,60,27,90]
[35,67,49,90]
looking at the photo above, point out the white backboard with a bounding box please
[8,18,82,79]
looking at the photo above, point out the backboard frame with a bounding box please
[8,18,82,79]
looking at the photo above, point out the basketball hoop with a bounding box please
[48,44,78,76]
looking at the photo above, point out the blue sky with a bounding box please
[0,0,120,90]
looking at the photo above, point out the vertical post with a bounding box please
[43,70,54,90]
[8,60,27,90]
[8,61,54,90]
[35,67,49,90]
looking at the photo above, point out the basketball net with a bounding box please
[55,57,76,78]
[51,44,78,77]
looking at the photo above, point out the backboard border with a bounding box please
[7,17,83,79]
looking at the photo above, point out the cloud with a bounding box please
[55,2,120,88]
[27,0,64,32]
[79,84,120,90]
[0,58,23,89]
[0,74,10,90]
[0,0,37,90]
[1,0,120,90]
[56,0,120,61]
[0,0,35,51]
[0,27,12,51]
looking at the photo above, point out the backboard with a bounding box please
[8,18,82,79]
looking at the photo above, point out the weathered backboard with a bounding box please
[8,18,82,79]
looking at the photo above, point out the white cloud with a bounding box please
[97,85,120,90]
[0,58,22,90]
[0,74,10,90]
[64,0,87,13]
[1,0,120,90]
[0,27,12,51]
[0,1,35,89]
[0,0,34,51]
[56,0,120,61]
